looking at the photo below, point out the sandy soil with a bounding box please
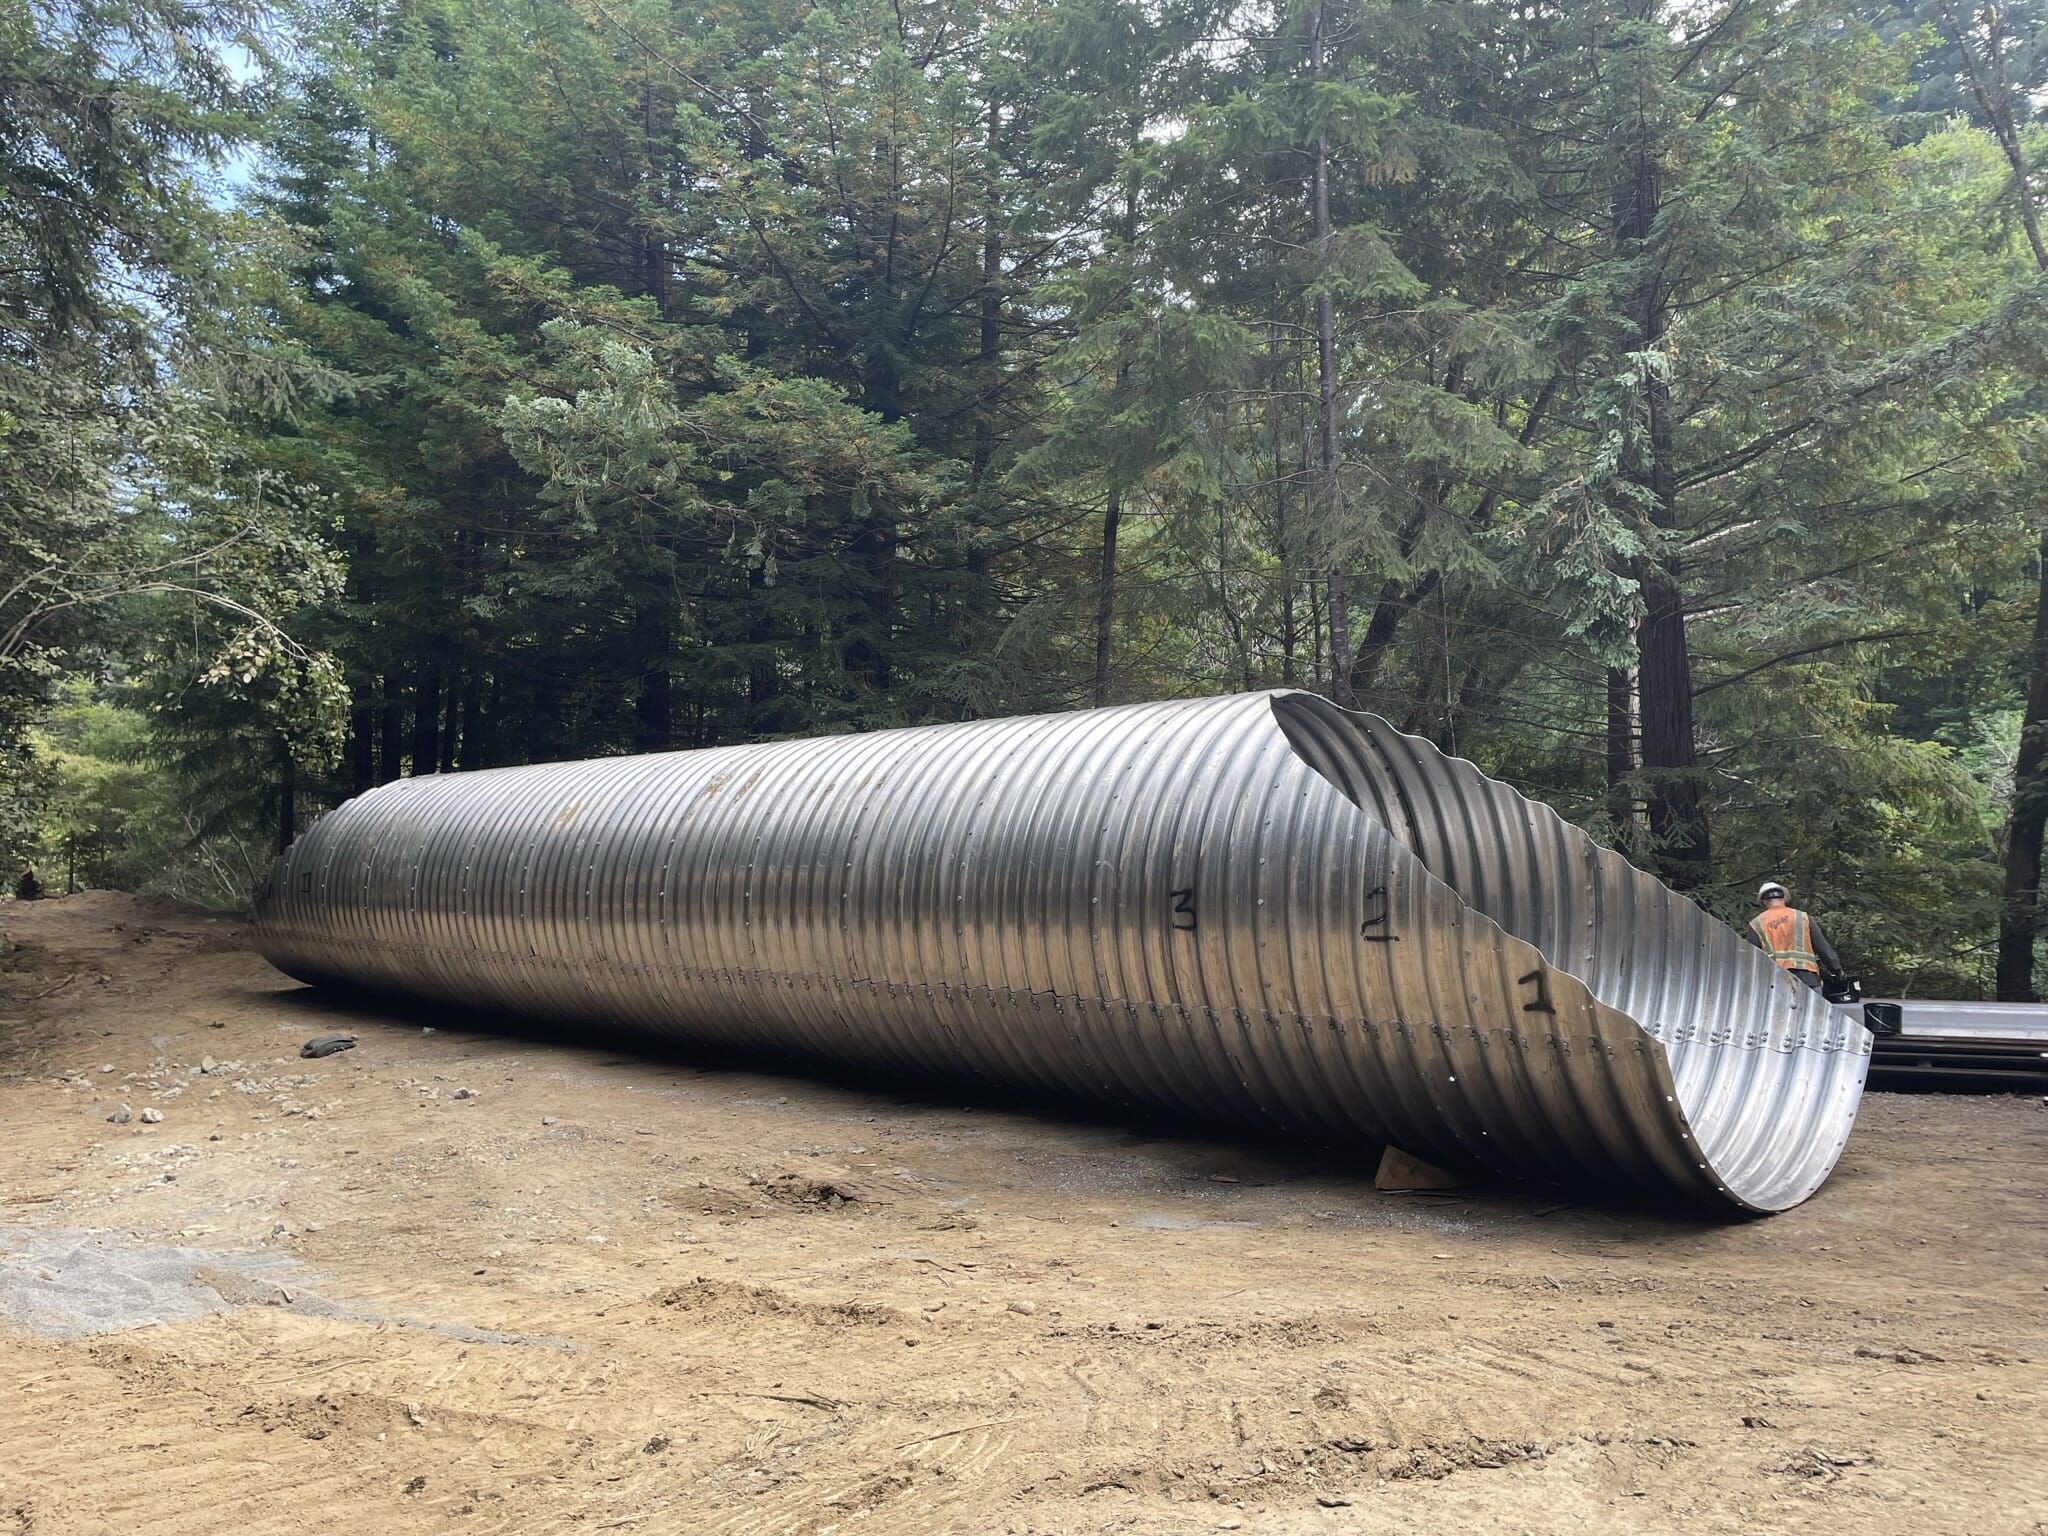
[0,891,2043,1536]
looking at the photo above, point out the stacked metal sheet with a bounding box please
[249,691,1871,1212]
[1863,1000,2048,1092]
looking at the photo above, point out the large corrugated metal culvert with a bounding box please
[250,691,1870,1212]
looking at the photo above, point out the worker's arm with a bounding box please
[1810,920,1844,978]
[1741,921,1763,950]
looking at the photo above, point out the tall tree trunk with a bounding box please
[1092,485,1121,707]
[480,675,502,767]
[1617,89,1708,887]
[1274,334,1297,687]
[1995,584,2048,992]
[1999,532,2048,999]
[411,669,440,777]
[457,674,484,771]
[276,741,296,856]
[844,521,895,695]
[1309,577,1325,690]
[1352,579,1409,700]
[1399,646,1443,741]
[1635,414,1708,885]
[1217,495,1251,692]
[634,617,673,752]
[1092,181,1141,710]
[378,678,403,785]
[1941,3,2048,994]
[348,698,374,795]
[640,72,670,314]
[1281,583,1298,686]
[439,676,461,773]
[1402,585,1458,750]
[748,654,780,734]
[747,565,782,735]
[1606,664,1636,829]
[1352,567,1441,702]
[964,92,1004,648]
[1309,0,1352,707]
[847,351,902,696]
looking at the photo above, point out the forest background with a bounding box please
[5,0,2048,998]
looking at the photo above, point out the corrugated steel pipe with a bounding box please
[249,690,1870,1212]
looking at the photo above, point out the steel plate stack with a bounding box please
[1863,1000,2048,1092]
[250,691,1871,1212]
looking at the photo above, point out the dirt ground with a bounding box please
[0,892,2043,1536]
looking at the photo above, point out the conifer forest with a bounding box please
[5,0,2048,998]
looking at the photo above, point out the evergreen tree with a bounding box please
[1,0,347,865]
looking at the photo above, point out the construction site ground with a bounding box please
[1,891,2043,1535]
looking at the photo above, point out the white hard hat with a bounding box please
[1758,880,1787,899]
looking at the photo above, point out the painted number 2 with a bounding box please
[1518,966,1556,1015]
[1360,884,1399,943]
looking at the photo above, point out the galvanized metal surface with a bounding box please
[1863,999,2048,1093]
[1864,999,2048,1046]
[249,691,1870,1211]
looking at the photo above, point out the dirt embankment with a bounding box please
[1,891,2044,1534]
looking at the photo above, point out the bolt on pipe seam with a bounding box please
[250,690,1871,1212]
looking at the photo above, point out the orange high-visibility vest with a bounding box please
[1749,907,1820,973]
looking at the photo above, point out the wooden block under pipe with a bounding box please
[1374,1145,1468,1192]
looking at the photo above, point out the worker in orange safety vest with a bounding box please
[1745,881,1844,990]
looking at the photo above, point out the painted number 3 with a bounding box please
[1170,887,1197,931]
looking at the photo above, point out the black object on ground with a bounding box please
[1863,1000,2048,1093]
[300,1033,358,1059]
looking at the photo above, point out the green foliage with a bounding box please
[23,690,158,894]
[6,0,2048,993]
[0,0,350,879]
[16,685,276,907]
